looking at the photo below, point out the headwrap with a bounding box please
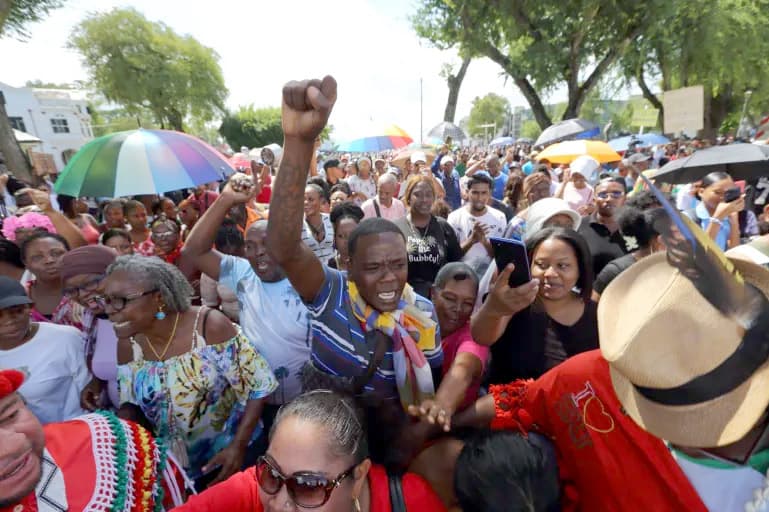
[1,212,56,241]
[60,245,118,282]
[0,369,25,399]
[347,281,437,410]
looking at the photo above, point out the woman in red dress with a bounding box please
[176,390,446,512]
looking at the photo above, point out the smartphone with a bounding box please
[490,237,531,288]
[724,187,741,203]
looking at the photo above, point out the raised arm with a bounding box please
[23,188,87,248]
[180,177,256,280]
[266,77,337,302]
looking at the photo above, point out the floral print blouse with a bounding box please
[117,330,277,479]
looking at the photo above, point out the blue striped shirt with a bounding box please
[306,266,443,401]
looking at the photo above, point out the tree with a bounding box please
[0,0,66,184]
[220,105,333,150]
[68,8,227,132]
[622,0,769,137]
[467,93,510,140]
[413,0,659,129]
[439,56,471,123]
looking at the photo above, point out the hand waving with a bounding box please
[282,76,337,143]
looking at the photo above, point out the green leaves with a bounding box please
[67,8,227,132]
[467,93,511,138]
[1,0,64,39]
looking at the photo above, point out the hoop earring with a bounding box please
[353,497,362,512]
[155,304,167,320]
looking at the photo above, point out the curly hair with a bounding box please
[2,213,56,241]
[106,255,193,312]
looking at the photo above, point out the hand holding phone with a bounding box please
[490,237,531,288]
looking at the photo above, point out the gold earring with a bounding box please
[353,497,362,512]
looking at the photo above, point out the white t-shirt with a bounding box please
[672,449,767,512]
[219,255,312,404]
[0,322,90,424]
[347,174,377,199]
[301,213,335,263]
[447,206,507,276]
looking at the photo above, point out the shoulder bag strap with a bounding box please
[388,471,407,512]
[373,199,382,218]
[351,330,390,395]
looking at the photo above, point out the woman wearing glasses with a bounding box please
[60,245,122,410]
[103,255,277,487]
[151,216,184,265]
[176,390,446,511]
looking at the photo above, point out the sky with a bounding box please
[0,0,565,143]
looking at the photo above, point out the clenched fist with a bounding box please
[282,76,337,143]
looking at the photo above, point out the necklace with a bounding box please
[407,214,433,239]
[142,313,180,360]
[308,217,326,242]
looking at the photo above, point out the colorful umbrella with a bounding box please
[536,140,622,164]
[336,125,413,152]
[54,129,235,198]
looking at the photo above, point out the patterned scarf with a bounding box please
[347,280,437,410]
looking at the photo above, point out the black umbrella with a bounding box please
[516,137,534,144]
[427,121,467,141]
[535,118,601,148]
[649,144,769,184]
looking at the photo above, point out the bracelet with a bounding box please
[709,217,722,226]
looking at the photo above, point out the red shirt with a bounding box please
[491,350,706,511]
[176,463,446,511]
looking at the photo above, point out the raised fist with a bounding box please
[281,76,337,143]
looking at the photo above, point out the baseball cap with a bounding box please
[0,276,33,310]
[442,155,455,164]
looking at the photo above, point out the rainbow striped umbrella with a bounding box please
[336,125,413,152]
[54,129,235,197]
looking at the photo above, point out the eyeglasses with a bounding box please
[101,289,157,312]
[596,191,625,200]
[255,456,357,508]
[63,275,104,298]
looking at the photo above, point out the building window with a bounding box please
[9,117,26,132]
[51,118,70,134]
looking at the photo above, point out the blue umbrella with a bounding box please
[490,136,515,147]
[609,133,670,152]
[535,118,600,147]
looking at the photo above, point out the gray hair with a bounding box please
[106,255,193,312]
[377,173,397,187]
[271,390,368,464]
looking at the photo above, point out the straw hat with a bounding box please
[599,252,769,448]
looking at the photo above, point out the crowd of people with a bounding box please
[2,75,769,511]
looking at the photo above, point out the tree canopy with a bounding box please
[0,0,62,38]
[68,8,227,132]
[413,0,657,130]
[467,93,510,139]
[220,105,332,150]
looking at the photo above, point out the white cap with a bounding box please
[410,151,427,164]
[570,155,600,178]
[442,155,455,165]
[524,198,581,239]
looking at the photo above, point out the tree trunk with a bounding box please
[703,88,733,139]
[0,93,34,183]
[636,68,664,128]
[444,57,471,123]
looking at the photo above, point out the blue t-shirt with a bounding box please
[493,172,508,201]
[306,266,443,401]
[687,202,731,251]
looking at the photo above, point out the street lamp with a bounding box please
[738,89,754,139]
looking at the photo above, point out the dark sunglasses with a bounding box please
[255,456,357,508]
[101,289,157,312]
[63,275,104,298]
[596,190,625,199]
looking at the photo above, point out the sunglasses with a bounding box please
[255,456,357,508]
[596,191,625,199]
[101,289,157,312]
[63,275,104,298]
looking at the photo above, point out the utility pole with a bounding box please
[420,78,423,145]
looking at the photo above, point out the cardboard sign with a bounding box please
[663,86,705,135]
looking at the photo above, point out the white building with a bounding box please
[0,82,93,171]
